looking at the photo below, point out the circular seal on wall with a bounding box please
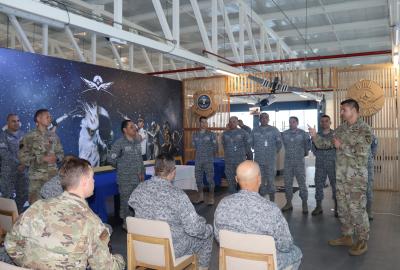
[197,94,212,110]
[192,91,218,117]
[347,79,384,117]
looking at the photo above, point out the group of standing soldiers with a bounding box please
[192,98,377,256]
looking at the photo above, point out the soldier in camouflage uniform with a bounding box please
[310,99,372,256]
[311,115,337,216]
[282,116,311,214]
[0,132,12,198]
[129,154,213,270]
[222,116,251,193]
[19,109,64,204]
[5,157,125,270]
[1,114,29,212]
[251,112,282,201]
[214,161,302,270]
[367,134,378,220]
[108,120,144,228]
[192,116,217,205]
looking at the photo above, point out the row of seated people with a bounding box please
[1,155,302,270]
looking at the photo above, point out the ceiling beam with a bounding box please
[0,0,243,74]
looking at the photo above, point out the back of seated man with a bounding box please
[214,160,303,270]
[128,154,213,270]
[5,156,125,270]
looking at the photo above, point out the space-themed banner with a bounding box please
[0,48,182,166]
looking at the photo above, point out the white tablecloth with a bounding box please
[145,165,197,191]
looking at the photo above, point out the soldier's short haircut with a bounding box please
[121,119,132,133]
[340,99,359,112]
[259,112,269,118]
[34,109,49,123]
[154,153,176,178]
[199,116,207,122]
[229,116,238,121]
[289,116,299,123]
[60,156,92,190]
[6,113,17,121]
[321,115,331,120]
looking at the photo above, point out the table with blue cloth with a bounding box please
[87,166,152,223]
[186,158,225,186]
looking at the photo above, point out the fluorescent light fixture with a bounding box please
[215,69,238,77]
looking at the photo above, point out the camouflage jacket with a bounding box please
[19,128,64,179]
[192,130,217,162]
[313,119,372,169]
[5,192,125,270]
[251,125,282,162]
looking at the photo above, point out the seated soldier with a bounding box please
[214,160,303,270]
[129,154,213,270]
[5,157,125,270]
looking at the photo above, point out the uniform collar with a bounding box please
[62,191,88,206]
[152,176,173,186]
[238,189,260,197]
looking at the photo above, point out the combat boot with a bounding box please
[328,235,353,247]
[207,188,215,205]
[349,240,368,256]
[193,190,204,204]
[281,201,293,212]
[269,193,275,202]
[302,200,308,214]
[312,200,323,216]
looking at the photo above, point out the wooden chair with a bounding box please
[0,261,31,270]
[144,159,156,166]
[174,156,183,165]
[126,217,197,270]
[219,230,277,270]
[0,197,18,232]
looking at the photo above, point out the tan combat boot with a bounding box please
[207,188,215,206]
[281,201,293,212]
[328,235,353,247]
[348,240,368,256]
[312,200,323,216]
[193,190,204,204]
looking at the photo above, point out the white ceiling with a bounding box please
[0,0,395,79]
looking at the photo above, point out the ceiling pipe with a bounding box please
[146,50,392,75]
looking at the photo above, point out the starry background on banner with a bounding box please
[0,48,182,156]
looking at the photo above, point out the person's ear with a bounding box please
[235,176,239,184]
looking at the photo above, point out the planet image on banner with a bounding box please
[347,79,384,117]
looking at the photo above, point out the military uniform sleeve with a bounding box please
[271,208,295,253]
[304,132,311,156]
[243,131,252,155]
[212,132,218,154]
[4,217,26,265]
[192,133,197,148]
[341,125,372,159]
[0,135,11,170]
[87,226,125,270]
[179,193,213,239]
[371,135,378,158]
[312,132,334,150]
[107,140,122,167]
[18,134,35,166]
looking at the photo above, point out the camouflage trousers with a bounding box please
[175,231,213,268]
[314,159,336,201]
[257,159,277,196]
[284,162,308,201]
[336,167,369,241]
[117,176,139,222]
[366,160,374,208]
[225,160,243,194]
[195,160,214,190]
[0,174,12,198]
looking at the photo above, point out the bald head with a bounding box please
[235,161,261,192]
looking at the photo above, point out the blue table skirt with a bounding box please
[87,170,152,223]
[186,158,225,186]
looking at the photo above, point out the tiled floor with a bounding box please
[108,171,400,270]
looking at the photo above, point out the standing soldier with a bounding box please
[251,112,282,201]
[311,115,337,216]
[19,109,64,204]
[3,114,28,212]
[192,116,217,205]
[222,116,251,194]
[108,120,144,230]
[367,134,378,220]
[282,116,311,214]
[309,99,372,256]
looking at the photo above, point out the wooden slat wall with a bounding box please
[335,64,399,191]
[182,76,229,162]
